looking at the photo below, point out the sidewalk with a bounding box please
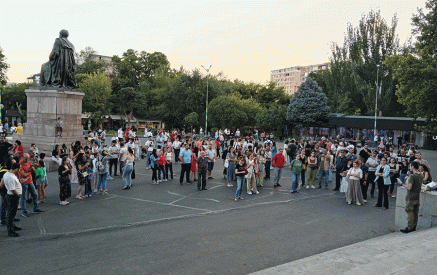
[251,227,437,275]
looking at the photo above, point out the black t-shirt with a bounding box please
[400,163,409,174]
[235,163,245,177]
[52,149,59,158]
[0,142,12,159]
[58,165,71,177]
[0,170,7,194]
[359,149,370,163]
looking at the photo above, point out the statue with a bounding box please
[40,29,77,88]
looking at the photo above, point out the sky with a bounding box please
[1,0,427,84]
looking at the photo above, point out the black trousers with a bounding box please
[152,166,158,182]
[198,169,207,189]
[5,194,19,233]
[335,172,342,190]
[368,171,376,196]
[216,147,220,158]
[109,158,118,176]
[180,163,191,183]
[165,163,173,179]
[376,179,389,208]
[0,192,6,223]
[361,179,369,200]
[265,161,271,179]
[174,149,180,162]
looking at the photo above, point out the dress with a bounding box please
[346,167,364,204]
[257,156,266,186]
[190,152,198,172]
[227,154,236,181]
[69,158,79,184]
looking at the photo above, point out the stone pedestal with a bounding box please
[13,88,85,155]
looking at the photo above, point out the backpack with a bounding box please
[97,156,105,171]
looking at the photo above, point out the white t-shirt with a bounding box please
[119,147,128,162]
[173,140,181,149]
[118,129,123,138]
[4,171,22,195]
[145,140,154,152]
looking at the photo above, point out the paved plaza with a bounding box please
[1,142,436,274]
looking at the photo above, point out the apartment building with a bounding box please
[270,62,329,95]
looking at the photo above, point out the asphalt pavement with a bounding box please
[0,143,435,275]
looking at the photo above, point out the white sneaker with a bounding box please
[93,189,98,193]
[255,191,259,194]
[60,201,68,205]
[158,180,162,183]
[306,185,310,189]
[108,176,114,180]
[227,184,233,187]
[247,192,252,195]
[163,179,168,182]
[76,195,83,200]
[311,185,316,189]
[363,199,367,203]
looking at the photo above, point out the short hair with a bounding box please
[410,161,419,170]
[40,153,46,159]
[15,140,21,145]
[38,160,45,167]
[353,159,361,166]
[11,163,21,170]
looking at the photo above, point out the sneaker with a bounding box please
[363,200,367,203]
[60,201,68,205]
[76,195,83,199]
[108,176,114,180]
[8,232,20,237]
[247,192,252,195]
[102,190,108,195]
[158,180,162,183]
[311,186,316,189]
[21,213,29,218]
[93,189,98,193]
[33,209,44,213]
[306,185,310,189]
[391,194,396,198]
[356,202,362,206]
[255,191,259,194]
[227,184,233,187]
[163,179,168,182]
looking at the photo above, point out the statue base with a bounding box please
[13,88,85,156]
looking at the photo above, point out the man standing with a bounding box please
[179,144,192,185]
[156,132,166,149]
[108,140,119,177]
[144,136,154,169]
[366,151,379,198]
[197,151,208,191]
[318,149,330,189]
[359,144,371,163]
[334,149,348,191]
[56,117,63,137]
[3,163,22,237]
[287,139,297,164]
[399,162,423,233]
[19,154,43,217]
[206,144,216,179]
[346,147,357,161]
[117,127,123,139]
[118,141,127,173]
[272,148,285,187]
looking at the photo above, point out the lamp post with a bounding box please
[201,65,212,137]
[374,64,381,141]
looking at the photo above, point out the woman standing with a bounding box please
[299,150,307,189]
[399,159,409,185]
[290,155,302,193]
[165,147,174,180]
[306,151,318,189]
[190,146,198,182]
[346,160,364,205]
[246,154,259,195]
[227,147,237,187]
[69,145,79,186]
[374,157,391,210]
[122,148,135,189]
[150,149,159,184]
[388,158,400,198]
[58,157,72,205]
[75,153,89,199]
[157,149,166,182]
[271,141,277,159]
[235,157,246,201]
[257,149,266,187]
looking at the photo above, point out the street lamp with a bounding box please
[374,64,381,141]
[201,65,212,136]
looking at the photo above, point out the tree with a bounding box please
[77,72,112,126]
[256,104,287,135]
[1,83,30,117]
[75,47,107,76]
[208,93,262,129]
[0,47,9,85]
[112,87,145,126]
[386,0,437,134]
[286,77,330,125]
[183,112,199,131]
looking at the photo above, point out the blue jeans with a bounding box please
[123,165,133,187]
[274,167,282,185]
[236,176,244,198]
[120,161,125,174]
[20,184,40,214]
[97,173,108,190]
[399,174,407,185]
[292,173,300,192]
[318,170,329,188]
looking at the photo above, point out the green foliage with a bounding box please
[255,104,287,134]
[209,93,262,128]
[286,77,330,125]
[0,47,8,85]
[75,47,107,76]
[183,112,199,130]
[1,82,30,113]
[77,72,112,125]
[112,87,146,125]
[386,0,437,134]
[316,10,406,116]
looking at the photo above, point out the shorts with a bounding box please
[36,178,48,186]
[207,162,214,171]
[56,126,63,132]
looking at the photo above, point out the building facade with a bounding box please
[270,62,329,95]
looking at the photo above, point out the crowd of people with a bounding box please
[0,126,433,237]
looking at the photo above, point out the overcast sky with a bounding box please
[1,0,426,84]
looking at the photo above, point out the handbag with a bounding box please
[224,159,229,168]
[80,171,89,177]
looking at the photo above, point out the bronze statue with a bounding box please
[40,29,77,88]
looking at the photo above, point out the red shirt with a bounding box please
[272,154,285,168]
[15,145,24,157]
[19,161,33,185]
[158,154,165,166]
[215,140,221,147]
